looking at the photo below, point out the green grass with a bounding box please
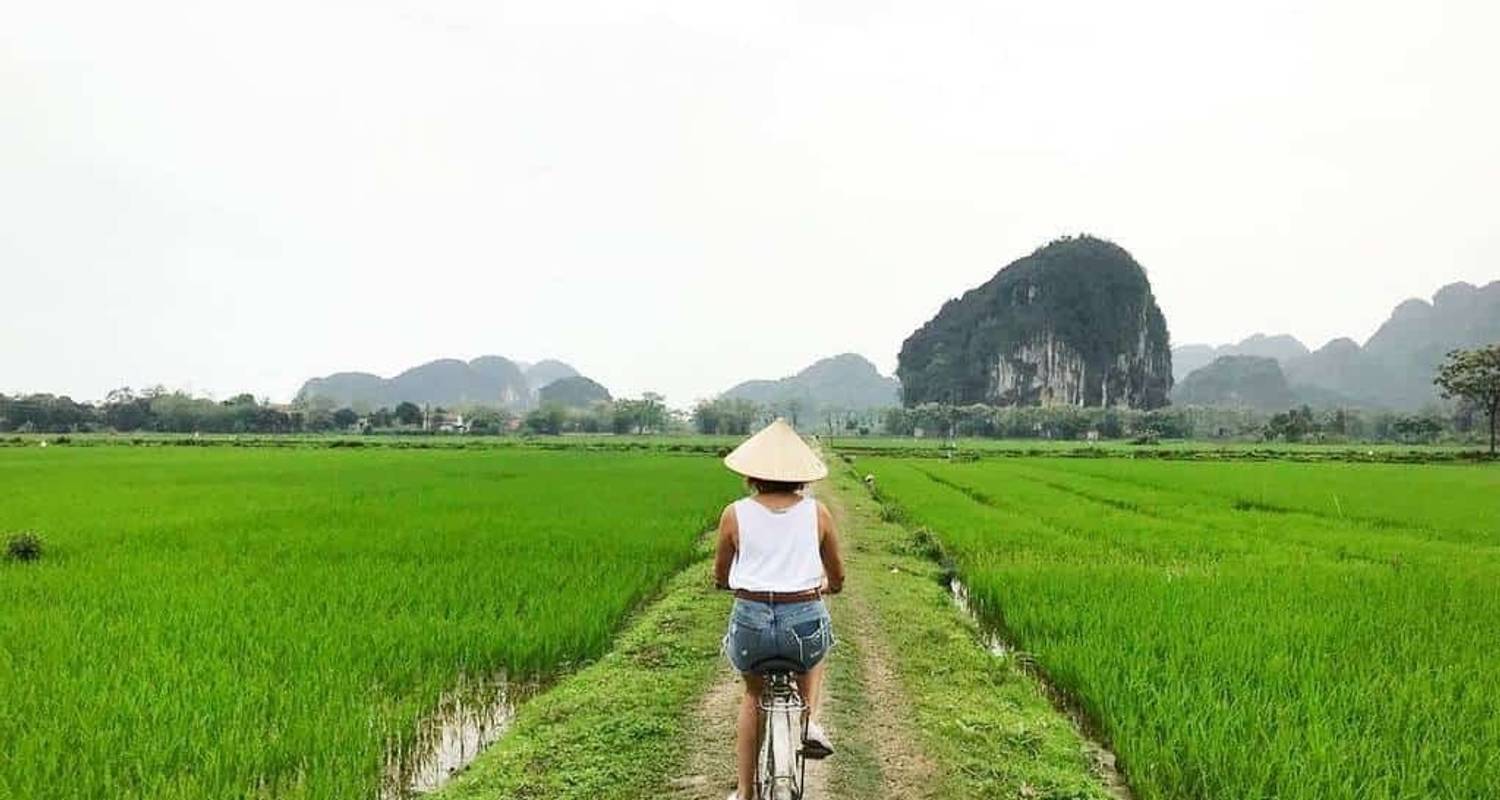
[434,541,732,800]
[830,468,1117,799]
[863,456,1500,800]
[0,447,739,800]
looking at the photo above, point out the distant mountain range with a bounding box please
[722,353,899,416]
[1173,334,1310,382]
[298,356,591,410]
[519,359,579,392]
[1172,355,1297,411]
[1173,280,1500,410]
[292,280,1495,416]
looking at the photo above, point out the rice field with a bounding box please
[862,455,1500,800]
[0,446,739,799]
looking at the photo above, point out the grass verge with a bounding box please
[827,467,1122,800]
[434,537,728,800]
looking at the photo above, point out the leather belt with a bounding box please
[734,588,821,604]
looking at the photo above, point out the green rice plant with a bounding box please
[0,447,739,799]
[865,456,1500,800]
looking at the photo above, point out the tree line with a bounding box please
[880,346,1500,451]
[0,389,305,434]
[519,394,671,435]
[5,346,1494,450]
[0,387,686,437]
[875,401,1488,447]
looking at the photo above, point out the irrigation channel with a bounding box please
[381,674,543,798]
[945,575,1131,800]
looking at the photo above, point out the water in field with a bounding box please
[947,577,1132,798]
[947,578,1010,656]
[381,673,540,797]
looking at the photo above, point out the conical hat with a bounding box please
[723,418,829,483]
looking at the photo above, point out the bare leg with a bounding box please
[737,673,765,799]
[794,661,827,726]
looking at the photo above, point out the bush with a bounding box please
[5,532,43,562]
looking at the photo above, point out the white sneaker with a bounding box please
[802,721,834,759]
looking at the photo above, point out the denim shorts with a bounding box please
[723,598,835,674]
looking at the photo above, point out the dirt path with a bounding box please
[671,661,831,800]
[673,480,932,800]
[819,487,936,798]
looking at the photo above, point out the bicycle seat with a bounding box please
[749,656,805,675]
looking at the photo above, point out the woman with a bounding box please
[713,418,846,800]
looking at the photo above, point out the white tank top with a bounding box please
[728,495,823,592]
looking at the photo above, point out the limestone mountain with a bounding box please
[1173,334,1311,383]
[1346,281,1500,408]
[1280,338,1385,405]
[897,236,1172,409]
[524,360,580,391]
[298,356,581,410]
[1176,280,1500,409]
[1171,356,1297,410]
[722,354,900,415]
[1170,345,1218,383]
[538,376,612,408]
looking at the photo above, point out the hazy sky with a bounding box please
[5,0,1497,405]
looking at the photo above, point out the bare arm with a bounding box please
[713,504,738,590]
[817,501,845,594]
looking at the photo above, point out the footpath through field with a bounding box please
[436,463,1121,800]
[671,474,934,800]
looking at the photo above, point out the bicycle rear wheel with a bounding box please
[758,674,805,800]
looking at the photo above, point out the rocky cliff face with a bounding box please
[898,236,1172,409]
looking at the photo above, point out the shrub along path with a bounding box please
[436,466,1117,800]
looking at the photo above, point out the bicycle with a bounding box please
[749,656,816,800]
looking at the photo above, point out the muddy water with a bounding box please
[947,578,1010,656]
[380,674,541,798]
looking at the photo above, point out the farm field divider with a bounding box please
[0,433,742,454]
[0,446,741,799]
[860,455,1500,800]
[830,437,1487,463]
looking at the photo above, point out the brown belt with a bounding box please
[734,588,821,604]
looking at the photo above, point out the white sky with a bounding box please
[4,0,1497,405]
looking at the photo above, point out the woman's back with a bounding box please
[727,496,822,593]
